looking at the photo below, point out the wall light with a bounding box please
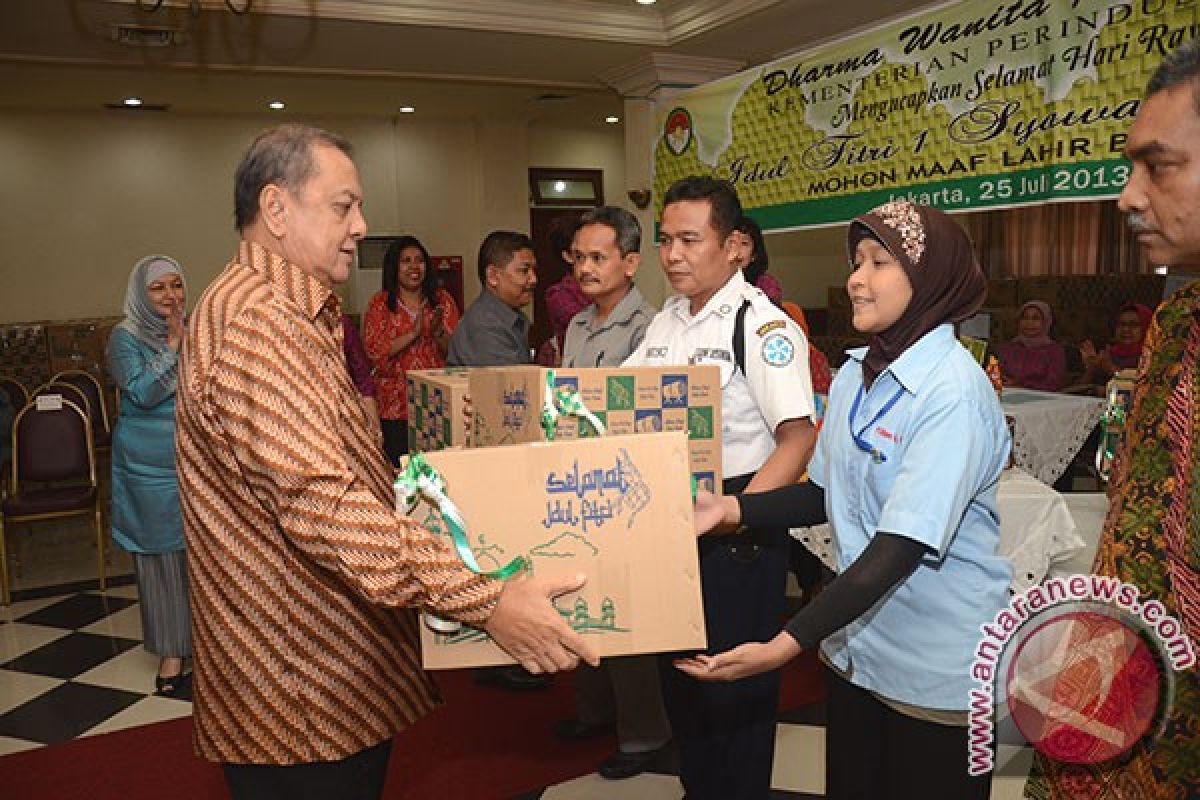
[554,180,567,193]
[636,0,657,5]
[268,100,285,110]
[123,96,143,107]
[605,115,620,124]
[627,189,652,209]
[399,106,416,113]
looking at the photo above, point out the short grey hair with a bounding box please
[233,124,353,231]
[577,205,642,256]
[1145,37,1200,113]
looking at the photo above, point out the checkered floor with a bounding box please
[0,583,193,755]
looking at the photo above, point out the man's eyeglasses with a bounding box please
[568,251,610,267]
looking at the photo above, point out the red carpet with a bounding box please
[0,652,824,800]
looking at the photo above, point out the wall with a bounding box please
[0,108,625,323]
[764,226,850,311]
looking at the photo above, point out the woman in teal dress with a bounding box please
[107,255,190,696]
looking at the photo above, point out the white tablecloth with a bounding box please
[1001,388,1105,485]
[791,469,1087,594]
[1051,492,1109,577]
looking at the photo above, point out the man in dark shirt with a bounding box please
[447,231,537,367]
[446,229,549,691]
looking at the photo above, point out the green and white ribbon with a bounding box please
[395,453,530,581]
[1094,402,1126,483]
[539,369,607,440]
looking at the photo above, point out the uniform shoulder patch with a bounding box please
[755,319,786,337]
[761,332,795,367]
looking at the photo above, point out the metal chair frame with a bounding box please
[0,398,105,605]
[31,382,93,435]
[0,376,29,412]
[51,369,111,437]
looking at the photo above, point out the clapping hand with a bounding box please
[165,303,185,352]
[674,633,801,682]
[1079,339,1097,363]
[430,305,446,339]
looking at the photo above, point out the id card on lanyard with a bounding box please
[849,383,905,464]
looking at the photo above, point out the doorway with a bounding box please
[528,167,603,355]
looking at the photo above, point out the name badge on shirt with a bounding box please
[645,346,669,359]
[690,348,732,365]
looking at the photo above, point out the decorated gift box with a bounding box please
[397,430,706,669]
[467,365,722,493]
[405,368,471,452]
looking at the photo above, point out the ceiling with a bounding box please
[0,0,938,120]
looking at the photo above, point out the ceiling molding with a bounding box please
[661,0,782,42]
[104,0,787,45]
[600,52,743,97]
[0,53,608,92]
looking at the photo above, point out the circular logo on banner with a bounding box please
[664,107,693,157]
[1006,610,1164,764]
[761,333,795,367]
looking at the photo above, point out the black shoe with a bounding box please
[473,665,550,692]
[154,671,189,698]
[598,747,661,780]
[553,718,614,741]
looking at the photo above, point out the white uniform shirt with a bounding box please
[625,271,815,478]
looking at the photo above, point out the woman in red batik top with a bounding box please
[364,235,459,465]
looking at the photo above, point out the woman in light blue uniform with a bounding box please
[108,254,191,696]
[682,201,1010,799]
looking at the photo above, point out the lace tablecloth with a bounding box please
[790,469,1087,595]
[1001,388,1105,485]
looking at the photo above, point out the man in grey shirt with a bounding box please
[562,207,656,370]
[554,206,669,782]
[447,230,537,367]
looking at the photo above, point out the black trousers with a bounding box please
[223,740,392,800]
[660,473,789,800]
[381,419,408,467]
[825,667,992,800]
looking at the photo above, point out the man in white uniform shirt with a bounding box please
[624,176,816,800]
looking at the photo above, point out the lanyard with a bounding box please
[848,383,905,463]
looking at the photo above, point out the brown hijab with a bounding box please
[847,201,986,387]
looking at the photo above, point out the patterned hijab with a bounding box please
[114,254,186,351]
[847,201,986,387]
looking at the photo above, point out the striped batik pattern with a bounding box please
[176,241,503,765]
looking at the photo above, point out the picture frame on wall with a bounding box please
[356,236,393,270]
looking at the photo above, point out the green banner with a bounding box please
[653,0,1199,230]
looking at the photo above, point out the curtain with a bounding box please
[965,200,1148,278]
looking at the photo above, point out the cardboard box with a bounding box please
[405,368,470,452]
[468,365,722,492]
[405,431,706,669]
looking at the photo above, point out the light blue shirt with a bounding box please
[809,323,1012,711]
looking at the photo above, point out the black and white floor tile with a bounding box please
[0,582,194,755]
